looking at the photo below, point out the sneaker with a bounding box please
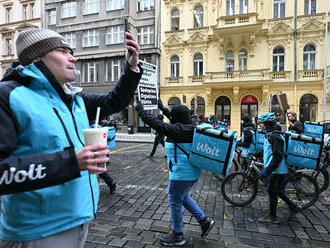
[159,232,186,246]
[258,215,280,224]
[287,206,303,221]
[199,217,215,239]
[110,182,116,194]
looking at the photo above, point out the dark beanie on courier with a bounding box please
[16,28,73,66]
[170,105,192,124]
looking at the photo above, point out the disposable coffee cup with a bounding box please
[82,128,108,174]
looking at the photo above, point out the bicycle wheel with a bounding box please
[305,168,329,194]
[283,173,319,209]
[221,172,258,206]
[212,158,239,181]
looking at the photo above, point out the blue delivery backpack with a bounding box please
[255,129,266,153]
[303,122,324,139]
[176,123,237,175]
[285,132,323,170]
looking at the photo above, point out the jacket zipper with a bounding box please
[53,107,96,217]
[69,109,96,217]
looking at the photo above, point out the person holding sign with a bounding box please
[0,28,141,247]
[135,102,215,246]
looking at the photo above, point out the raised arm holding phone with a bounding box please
[0,28,141,247]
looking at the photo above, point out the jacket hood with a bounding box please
[170,104,192,124]
[242,115,254,128]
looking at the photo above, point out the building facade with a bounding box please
[160,0,330,132]
[43,0,161,131]
[0,0,41,78]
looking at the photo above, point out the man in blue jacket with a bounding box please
[0,28,142,247]
[258,113,301,224]
[135,102,214,246]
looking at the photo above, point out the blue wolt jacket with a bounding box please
[135,109,201,181]
[0,60,141,241]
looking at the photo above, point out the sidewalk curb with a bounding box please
[116,132,154,143]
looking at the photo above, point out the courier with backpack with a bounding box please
[176,123,237,175]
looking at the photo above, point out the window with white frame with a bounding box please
[30,3,35,18]
[6,8,12,23]
[6,38,12,55]
[83,62,99,82]
[273,46,285,71]
[193,6,203,28]
[106,25,124,45]
[303,44,316,70]
[170,55,180,77]
[62,32,76,49]
[48,10,56,25]
[193,53,203,76]
[107,0,124,11]
[274,0,285,19]
[62,1,76,18]
[84,0,99,15]
[304,0,316,15]
[137,26,154,45]
[240,0,248,14]
[138,0,154,11]
[226,0,235,16]
[82,29,99,47]
[106,59,122,81]
[238,49,248,70]
[171,9,180,31]
[23,5,28,19]
[225,50,235,71]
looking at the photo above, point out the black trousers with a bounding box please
[150,136,165,157]
[267,174,297,217]
[99,172,114,186]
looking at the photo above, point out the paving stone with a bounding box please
[108,238,127,247]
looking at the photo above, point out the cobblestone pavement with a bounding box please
[86,142,330,248]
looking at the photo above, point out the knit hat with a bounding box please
[16,28,73,65]
[170,104,192,124]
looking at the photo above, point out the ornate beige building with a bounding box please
[0,0,41,78]
[160,0,330,132]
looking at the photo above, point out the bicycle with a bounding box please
[221,156,319,208]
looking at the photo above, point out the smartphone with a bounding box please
[124,17,133,55]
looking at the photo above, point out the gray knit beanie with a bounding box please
[16,28,73,65]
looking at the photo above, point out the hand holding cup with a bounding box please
[76,144,109,174]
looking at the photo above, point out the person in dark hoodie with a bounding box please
[287,112,304,134]
[258,113,302,224]
[135,102,214,246]
[237,115,257,191]
[148,114,166,158]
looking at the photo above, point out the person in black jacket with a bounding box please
[287,112,304,134]
[135,102,214,246]
[148,114,165,158]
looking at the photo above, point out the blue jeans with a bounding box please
[168,181,206,233]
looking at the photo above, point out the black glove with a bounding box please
[158,99,164,111]
[135,101,144,112]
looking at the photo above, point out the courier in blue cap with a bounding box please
[258,112,302,223]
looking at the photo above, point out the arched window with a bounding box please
[215,96,231,124]
[171,9,180,31]
[299,94,318,122]
[193,53,203,76]
[238,49,247,71]
[170,55,180,77]
[303,44,316,70]
[193,6,203,28]
[273,46,285,72]
[226,50,234,71]
[190,96,205,115]
[168,97,181,110]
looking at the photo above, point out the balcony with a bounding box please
[217,13,259,29]
[270,71,291,80]
[204,69,269,83]
[188,75,204,83]
[164,76,183,85]
[298,69,324,81]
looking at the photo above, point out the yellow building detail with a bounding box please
[160,0,330,133]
